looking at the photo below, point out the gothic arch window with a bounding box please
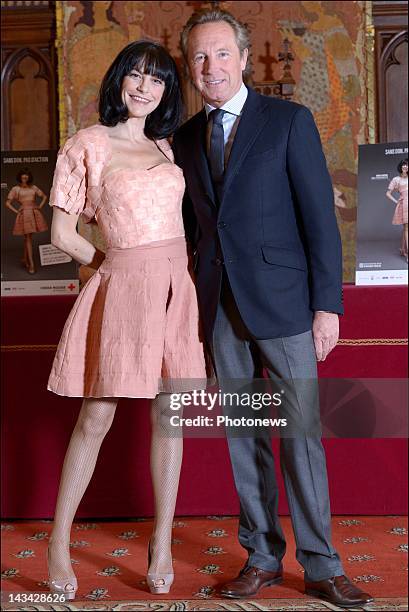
[1,46,57,150]
[378,30,408,142]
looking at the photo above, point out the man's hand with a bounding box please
[312,311,339,361]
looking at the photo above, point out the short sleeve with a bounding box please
[388,176,399,192]
[49,133,87,215]
[33,185,44,197]
[7,186,19,201]
[156,138,174,163]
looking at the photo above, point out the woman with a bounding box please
[47,40,207,599]
[5,168,48,273]
[386,159,408,261]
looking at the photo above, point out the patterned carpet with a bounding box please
[1,598,408,611]
[1,516,407,611]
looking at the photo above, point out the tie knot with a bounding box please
[210,108,225,125]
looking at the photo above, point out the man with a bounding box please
[173,8,373,608]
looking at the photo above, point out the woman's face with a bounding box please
[121,65,166,119]
[20,174,29,185]
[401,163,408,175]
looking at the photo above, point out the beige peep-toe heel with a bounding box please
[146,539,174,594]
[47,543,78,601]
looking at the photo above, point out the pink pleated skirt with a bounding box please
[392,197,408,225]
[13,207,48,235]
[48,237,208,398]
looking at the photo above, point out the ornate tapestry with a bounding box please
[56,1,375,281]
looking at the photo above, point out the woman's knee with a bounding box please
[77,399,117,439]
[151,394,182,434]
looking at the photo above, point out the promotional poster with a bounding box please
[356,142,408,285]
[1,151,79,296]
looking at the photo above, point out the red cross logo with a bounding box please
[67,283,76,291]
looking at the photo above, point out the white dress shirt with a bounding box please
[204,82,248,144]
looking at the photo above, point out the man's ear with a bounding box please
[240,49,249,71]
[241,48,249,71]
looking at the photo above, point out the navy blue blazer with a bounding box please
[173,87,343,344]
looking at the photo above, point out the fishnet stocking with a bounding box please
[149,393,183,575]
[48,398,117,581]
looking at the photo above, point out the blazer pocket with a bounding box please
[261,245,307,271]
[246,147,280,162]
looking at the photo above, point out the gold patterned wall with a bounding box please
[56,1,375,281]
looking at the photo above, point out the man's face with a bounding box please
[187,21,248,107]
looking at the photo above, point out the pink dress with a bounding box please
[8,185,48,235]
[47,124,207,398]
[388,176,408,225]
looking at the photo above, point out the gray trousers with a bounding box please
[212,275,344,582]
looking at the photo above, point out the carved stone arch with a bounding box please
[381,30,408,71]
[377,30,408,142]
[1,3,58,149]
[1,45,57,150]
[2,46,53,84]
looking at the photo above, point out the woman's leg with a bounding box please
[399,228,407,256]
[404,224,408,261]
[22,235,28,265]
[149,393,183,575]
[48,398,117,581]
[26,233,34,272]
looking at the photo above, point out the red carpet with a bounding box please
[1,516,407,609]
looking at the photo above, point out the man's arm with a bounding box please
[173,132,199,252]
[286,105,343,313]
[286,106,343,359]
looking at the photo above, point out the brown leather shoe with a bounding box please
[220,565,283,598]
[305,574,374,608]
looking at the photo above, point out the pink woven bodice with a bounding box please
[49,124,186,249]
[8,185,42,209]
[98,164,185,248]
[388,176,408,203]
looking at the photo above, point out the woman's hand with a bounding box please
[5,200,20,214]
[78,250,106,286]
[386,190,398,204]
[79,265,98,285]
[87,248,105,270]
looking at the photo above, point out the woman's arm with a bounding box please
[386,189,399,204]
[386,177,400,203]
[5,197,19,214]
[5,189,19,214]
[37,188,48,209]
[51,207,105,269]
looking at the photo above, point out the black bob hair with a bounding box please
[16,168,33,185]
[98,40,183,139]
[397,159,408,174]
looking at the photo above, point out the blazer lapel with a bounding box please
[221,88,269,204]
[192,109,216,207]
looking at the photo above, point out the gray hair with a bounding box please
[180,8,251,76]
